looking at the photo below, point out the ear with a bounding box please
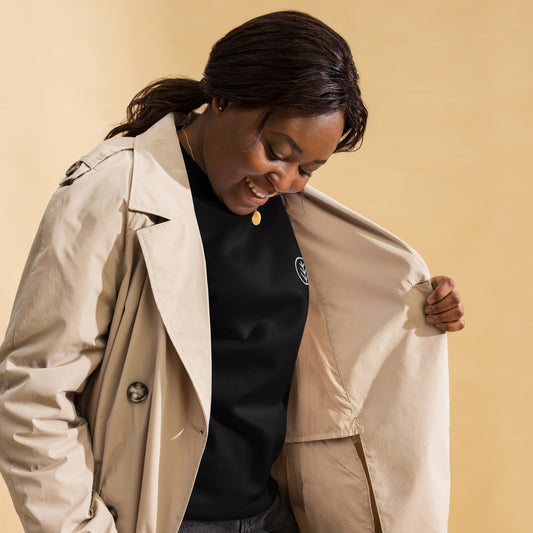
[211,98,228,115]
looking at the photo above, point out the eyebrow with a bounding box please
[271,131,327,164]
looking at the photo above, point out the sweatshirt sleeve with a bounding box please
[0,153,132,533]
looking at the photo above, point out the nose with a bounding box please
[268,165,306,194]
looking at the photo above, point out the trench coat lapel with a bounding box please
[129,114,212,424]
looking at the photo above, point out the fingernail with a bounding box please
[425,306,434,314]
[427,316,436,323]
[427,297,435,304]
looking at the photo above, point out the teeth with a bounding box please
[246,177,267,198]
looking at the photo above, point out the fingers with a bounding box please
[428,316,465,332]
[425,304,465,331]
[427,276,456,305]
[425,290,461,315]
[425,275,465,332]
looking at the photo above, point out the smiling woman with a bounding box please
[0,10,463,533]
[180,106,345,216]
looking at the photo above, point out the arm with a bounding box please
[0,159,129,533]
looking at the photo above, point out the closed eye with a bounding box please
[265,144,283,161]
[266,144,312,178]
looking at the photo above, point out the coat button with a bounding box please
[65,160,83,176]
[127,382,149,403]
[107,505,118,521]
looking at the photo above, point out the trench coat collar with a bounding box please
[128,113,212,425]
[129,113,192,221]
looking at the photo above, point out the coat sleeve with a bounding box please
[0,155,131,533]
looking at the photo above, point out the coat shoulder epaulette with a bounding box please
[60,136,134,186]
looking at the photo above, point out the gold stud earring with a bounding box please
[218,105,223,111]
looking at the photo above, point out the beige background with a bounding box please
[0,1,531,532]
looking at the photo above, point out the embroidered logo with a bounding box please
[295,257,308,285]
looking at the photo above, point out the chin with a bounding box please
[227,204,257,216]
[223,193,269,216]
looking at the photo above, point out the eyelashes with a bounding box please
[265,144,312,178]
[265,144,283,161]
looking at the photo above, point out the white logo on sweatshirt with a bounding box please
[295,257,308,286]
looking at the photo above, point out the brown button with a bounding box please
[107,505,118,521]
[127,382,149,403]
[65,160,83,176]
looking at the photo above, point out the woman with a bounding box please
[0,10,463,533]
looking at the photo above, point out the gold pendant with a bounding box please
[252,211,261,226]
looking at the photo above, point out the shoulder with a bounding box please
[57,114,191,224]
[34,137,137,253]
[59,135,134,196]
[45,136,137,228]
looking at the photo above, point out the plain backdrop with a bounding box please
[0,1,531,532]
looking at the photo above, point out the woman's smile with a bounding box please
[245,177,276,199]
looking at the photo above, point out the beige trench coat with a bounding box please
[0,113,449,533]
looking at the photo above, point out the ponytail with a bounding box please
[105,78,209,139]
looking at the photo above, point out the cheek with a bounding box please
[242,147,272,176]
[221,150,269,181]
[207,136,270,186]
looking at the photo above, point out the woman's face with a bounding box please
[201,103,345,215]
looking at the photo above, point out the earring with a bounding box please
[218,105,224,111]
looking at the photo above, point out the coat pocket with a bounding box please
[351,434,383,533]
[279,436,382,533]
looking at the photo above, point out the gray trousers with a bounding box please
[178,495,299,532]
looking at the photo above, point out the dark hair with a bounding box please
[106,11,367,152]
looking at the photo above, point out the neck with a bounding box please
[179,111,209,175]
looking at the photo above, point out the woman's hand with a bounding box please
[425,276,465,332]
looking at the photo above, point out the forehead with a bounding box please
[263,109,345,157]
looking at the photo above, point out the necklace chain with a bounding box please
[182,127,196,163]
